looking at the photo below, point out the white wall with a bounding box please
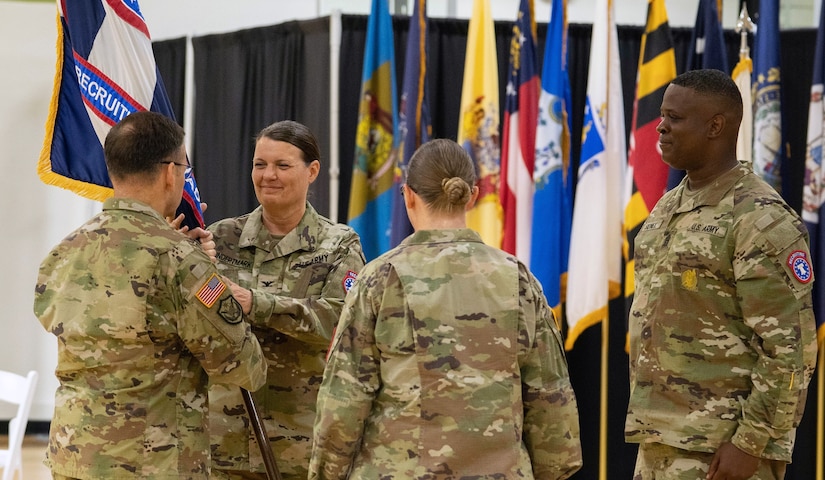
[1,0,818,422]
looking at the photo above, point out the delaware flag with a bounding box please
[39,0,204,229]
[566,0,625,350]
[501,0,539,260]
[668,0,728,189]
[531,0,573,316]
[348,0,399,261]
[458,0,502,248]
[752,0,784,192]
[802,1,825,345]
[391,0,431,248]
[623,0,675,306]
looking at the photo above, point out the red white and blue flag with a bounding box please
[39,0,204,229]
[501,0,539,260]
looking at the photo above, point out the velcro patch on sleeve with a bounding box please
[196,273,227,308]
[342,270,357,294]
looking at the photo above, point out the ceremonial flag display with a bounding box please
[39,0,204,229]
[752,0,784,192]
[457,0,502,248]
[501,0,539,260]
[686,0,728,73]
[802,1,825,346]
[668,0,728,189]
[733,55,753,164]
[391,0,431,248]
[565,0,625,350]
[623,0,675,307]
[348,0,399,261]
[531,0,573,316]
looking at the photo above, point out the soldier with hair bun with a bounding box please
[309,138,582,480]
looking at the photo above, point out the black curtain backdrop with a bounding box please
[154,14,820,480]
[153,36,187,125]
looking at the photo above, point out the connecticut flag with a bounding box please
[39,0,204,229]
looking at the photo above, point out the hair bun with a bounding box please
[442,177,470,205]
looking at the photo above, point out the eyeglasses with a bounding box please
[159,161,190,168]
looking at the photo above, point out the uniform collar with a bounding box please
[675,163,748,213]
[102,197,167,224]
[238,202,322,255]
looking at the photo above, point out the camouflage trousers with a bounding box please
[633,442,787,480]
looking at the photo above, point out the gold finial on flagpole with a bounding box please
[735,4,756,59]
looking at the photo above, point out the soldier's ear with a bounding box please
[707,113,725,138]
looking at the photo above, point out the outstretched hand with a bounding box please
[706,442,759,480]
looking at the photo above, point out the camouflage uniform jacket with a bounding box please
[33,198,267,479]
[208,202,365,478]
[625,164,818,461]
[309,228,582,480]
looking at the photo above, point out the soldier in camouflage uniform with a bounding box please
[33,111,267,479]
[625,69,818,480]
[207,120,365,479]
[309,139,582,480]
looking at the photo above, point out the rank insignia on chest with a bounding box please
[787,250,813,284]
[342,270,358,293]
[681,269,698,292]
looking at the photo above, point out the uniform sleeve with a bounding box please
[250,230,366,345]
[730,212,818,457]
[308,263,383,480]
[519,267,583,480]
[175,245,267,392]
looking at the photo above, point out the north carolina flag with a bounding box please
[565,0,625,350]
[39,0,203,229]
[348,0,399,261]
[458,0,502,248]
[623,0,675,306]
[752,0,785,192]
[802,1,825,345]
[531,0,573,317]
[391,0,431,248]
[501,0,539,260]
[667,0,728,189]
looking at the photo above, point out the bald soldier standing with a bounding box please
[34,111,267,479]
[625,69,818,480]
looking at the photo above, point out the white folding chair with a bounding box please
[0,371,38,480]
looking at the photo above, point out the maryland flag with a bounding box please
[458,0,502,248]
[623,0,675,305]
[348,0,399,261]
[39,0,204,229]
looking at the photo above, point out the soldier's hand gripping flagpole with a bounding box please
[241,388,282,480]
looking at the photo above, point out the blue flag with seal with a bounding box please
[802,1,825,345]
[348,0,399,260]
[39,0,204,229]
[391,0,431,248]
[751,0,785,193]
[531,0,572,317]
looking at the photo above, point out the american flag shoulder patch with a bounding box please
[196,273,226,308]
